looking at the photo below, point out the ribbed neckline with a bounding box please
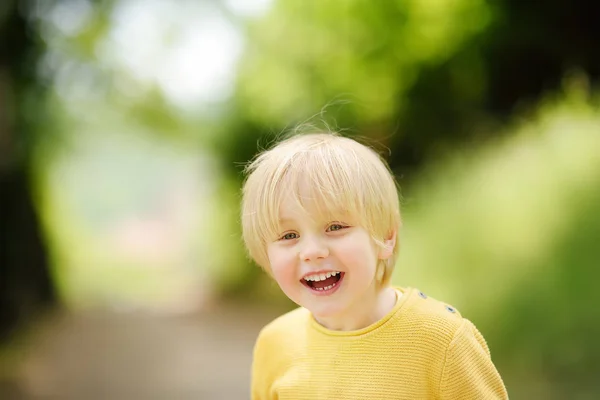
[309,287,415,337]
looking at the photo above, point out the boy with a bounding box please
[241,132,508,399]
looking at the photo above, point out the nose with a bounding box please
[298,235,329,262]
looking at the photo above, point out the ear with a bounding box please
[378,230,397,260]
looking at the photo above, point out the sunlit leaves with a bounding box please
[236,0,492,125]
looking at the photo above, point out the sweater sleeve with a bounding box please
[439,319,508,400]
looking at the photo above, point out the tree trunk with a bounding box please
[0,0,55,340]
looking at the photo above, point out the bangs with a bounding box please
[277,150,364,225]
[259,142,370,243]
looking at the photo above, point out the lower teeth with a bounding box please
[314,283,336,291]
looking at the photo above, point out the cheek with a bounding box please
[267,246,297,281]
[334,236,379,271]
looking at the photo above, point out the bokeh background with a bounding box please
[1,0,599,399]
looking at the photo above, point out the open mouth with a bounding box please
[301,272,344,293]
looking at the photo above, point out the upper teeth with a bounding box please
[303,271,340,282]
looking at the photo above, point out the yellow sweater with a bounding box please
[251,287,508,399]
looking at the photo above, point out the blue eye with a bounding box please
[281,232,298,240]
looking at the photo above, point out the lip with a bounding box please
[300,272,345,296]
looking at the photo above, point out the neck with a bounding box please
[314,284,398,331]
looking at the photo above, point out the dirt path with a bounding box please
[0,304,281,399]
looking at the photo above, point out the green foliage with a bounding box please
[395,91,600,398]
[236,0,492,126]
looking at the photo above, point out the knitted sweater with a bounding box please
[251,287,508,399]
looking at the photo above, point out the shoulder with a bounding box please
[257,307,310,340]
[398,287,495,358]
[398,288,469,346]
[400,290,508,398]
[254,307,311,354]
[251,307,310,381]
[402,288,465,328]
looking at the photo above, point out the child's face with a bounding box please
[266,197,388,321]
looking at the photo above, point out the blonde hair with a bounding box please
[241,132,401,286]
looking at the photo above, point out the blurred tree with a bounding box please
[0,0,54,340]
[224,0,600,184]
[400,0,600,170]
